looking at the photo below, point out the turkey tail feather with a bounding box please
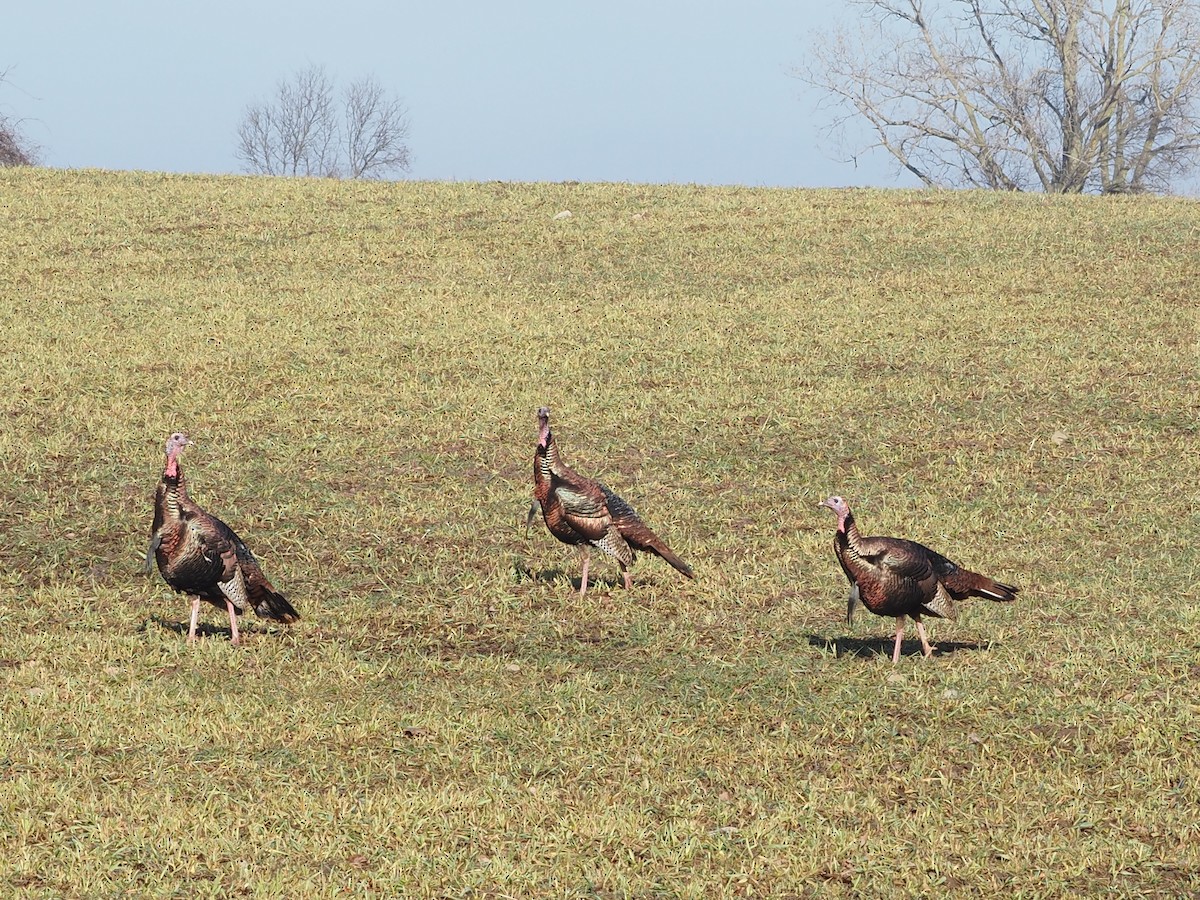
[651,540,695,579]
[943,569,1019,603]
[250,581,301,623]
[980,580,1019,603]
[617,518,695,579]
[599,485,694,580]
[241,559,301,623]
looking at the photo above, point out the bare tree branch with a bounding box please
[343,75,412,179]
[0,67,39,167]
[800,0,1200,193]
[236,65,411,180]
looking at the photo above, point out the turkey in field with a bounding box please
[147,432,300,644]
[532,406,694,596]
[819,496,1018,663]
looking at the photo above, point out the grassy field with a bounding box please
[0,168,1196,898]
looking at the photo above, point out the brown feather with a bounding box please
[824,496,1017,659]
[532,408,693,588]
[149,438,299,639]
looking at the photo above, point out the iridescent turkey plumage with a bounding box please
[531,407,694,595]
[148,432,299,644]
[821,496,1017,662]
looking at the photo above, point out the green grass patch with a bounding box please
[0,169,1197,897]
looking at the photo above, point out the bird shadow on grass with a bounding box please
[514,563,625,594]
[806,633,990,661]
[140,615,286,643]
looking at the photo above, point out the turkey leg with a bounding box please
[226,600,240,645]
[891,617,906,664]
[188,596,201,644]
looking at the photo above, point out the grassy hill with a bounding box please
[0,168,1196,897]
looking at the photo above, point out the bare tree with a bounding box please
[0,67,38,167]
[236,65,411,179]
[0,124,35,167]
[343,75,412,178]
[800,0,1200,193]
[236,65,337,176]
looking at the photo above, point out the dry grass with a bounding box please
[0,169,1197,897]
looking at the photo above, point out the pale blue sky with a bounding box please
[4,1,914,188]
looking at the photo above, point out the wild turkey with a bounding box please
[147,432,300,644]
[532,406,694,596]
[819,496,1017,663]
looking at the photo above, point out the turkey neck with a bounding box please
[534,426,582,510]
[537,426,571,479]
[533,424,553,500]
[838,511,867,562]
[159,455,191,519]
